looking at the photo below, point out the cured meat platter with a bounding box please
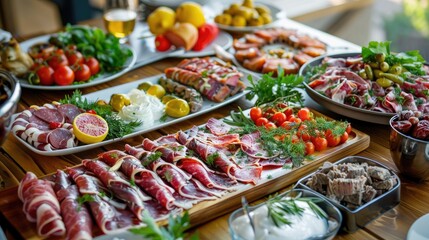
[2,108,370,239]
[11,74,247,156]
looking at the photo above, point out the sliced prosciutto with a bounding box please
[82,159,150,221]
[18,172,66,238]
[53,170,92,240]
[67,168,136,234]
[177,131,263,185]
[141,137,236,190]
[98,150,178,210]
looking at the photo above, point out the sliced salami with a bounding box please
[57,104,82,124]
[48,128,74,149]
[33,108,64,124]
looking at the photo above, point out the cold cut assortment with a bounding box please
[233,28,326,75]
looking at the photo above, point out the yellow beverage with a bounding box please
[103,9,137,38]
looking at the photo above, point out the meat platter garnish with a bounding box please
[233,27,326,76]
[11,90,141,151]
[305,41,429,114]
[305,161,397,209]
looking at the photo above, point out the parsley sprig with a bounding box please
[129,211,198,240]
[60,90,141,139]
[246,66,304,106]
[267,194,327,227]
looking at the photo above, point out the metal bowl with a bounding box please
[0,69,21,146]
[295,156,401,233]
[228,189,342,240]
[389,115,429,182]
[299,52,394,125]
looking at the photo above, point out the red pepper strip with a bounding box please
[192,23,219,51]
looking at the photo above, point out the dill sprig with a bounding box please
[60,90,141,139]
[76,194,94,211]
[267,195,328,227]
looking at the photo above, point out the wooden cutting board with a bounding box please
[0,109,370,239]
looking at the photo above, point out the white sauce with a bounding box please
[232,200,328,240]
[118,89,164,127]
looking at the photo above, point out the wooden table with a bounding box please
[0,18,428,240]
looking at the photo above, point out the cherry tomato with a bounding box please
[74,64,91,82]
[263,107,276,119]
[326,132,341,147]
[48,52,68,70]
[280,121,294,130]
[305,142,315,155]
[291,134,300,143]
[86,109,97,114]
[297,107,312,121]
[265,122,277,130]
[250,107,263,123]
[85,57,100,75]
[289,116,302,125]
[67,51,84,66]
[283,107,293,117]
[36,65,54,86]
[54,65,75,86]
[340,131,349,144]
[346,123,352,134]
[155,35,172,52]
[271,112,287,126]
[255,117,269,127]
[276,103,288,110]
[297,125,311,142]
[49,121,62,129]
[313,136,328,151]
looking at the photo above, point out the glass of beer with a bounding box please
[103,0,137,43]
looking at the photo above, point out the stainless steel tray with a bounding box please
[294,156,401,232]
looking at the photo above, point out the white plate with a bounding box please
[211,2,286,33]
[133,31,233,69]
[18,34,137,90]
[12,74,248,156]
[407,213,429,240]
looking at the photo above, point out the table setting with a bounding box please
[0,0,429,239]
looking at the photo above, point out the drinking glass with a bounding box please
[103,0,138,43]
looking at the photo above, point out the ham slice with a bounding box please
[82,159,150,221]
[18,172,66,238]
[53,170,92,240]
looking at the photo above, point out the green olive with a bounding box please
[358,69,368,79]
[388,64,402,75]
[376,78,393,88]
[375,53,386,63]
[373,69,383,78]
[364,65,374,80]
[380,62,390,72]
[369,62,379,69]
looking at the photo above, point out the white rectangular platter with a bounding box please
[12,74,247,156]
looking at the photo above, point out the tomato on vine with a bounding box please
[250,107,262,123]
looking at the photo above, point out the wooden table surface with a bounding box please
[0,17,428,240]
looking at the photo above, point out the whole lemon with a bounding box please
[176,2,206,28]
[147,7,176,35]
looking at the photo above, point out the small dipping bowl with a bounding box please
[228,189,342,240]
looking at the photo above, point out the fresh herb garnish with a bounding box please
[130,211,198,240]
[267,194,327,227]
[77,194,95,211]
[206,153,219,168]
[362,41,426,75]
[246,66,304,106]
[142,151,162,167]
[49,24,132,72]
[164,171,173,183]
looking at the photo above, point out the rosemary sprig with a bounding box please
[59,90,141,139]
[129,211,198,240]
[267,195,327,227]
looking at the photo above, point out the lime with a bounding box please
[165,99,190,118]
[137,82,153,91]
[73,113,109,144]
[146,84,166,99]
[161,95,177,104]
